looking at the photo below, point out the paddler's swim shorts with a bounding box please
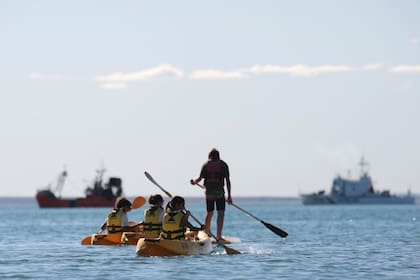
[206,196,226,211]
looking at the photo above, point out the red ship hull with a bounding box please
[36,190,117,208]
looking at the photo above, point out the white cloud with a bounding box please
[361,63,383,71]
[189,64,355,80]
[91,63,420,90]
[29,73,66,81]
[389,65,420,73]
[189,69,245,80]
[100,83,128,90]
[95,64,184,82]
[245,64,353,77]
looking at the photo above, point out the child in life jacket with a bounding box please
[160,196,204,240]
[140,194,164,237]
[101,197,139,233]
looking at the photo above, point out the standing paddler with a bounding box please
[191,148,232,243]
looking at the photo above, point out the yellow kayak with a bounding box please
[81,220,160,245]
[81,227,240,246]
[136,230,213,256]
[81,232,139,246]
[81,232,159,245]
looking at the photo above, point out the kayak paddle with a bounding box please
[144,171,240,255]
[230,203,288,238]
[132,196,147,209]
[192,182,288,238]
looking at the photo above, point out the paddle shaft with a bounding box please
[230,203,262,222]
[144,172,240,254]
[193,182,288,238]
[145,172,209,230]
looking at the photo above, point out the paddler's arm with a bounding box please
[191,165,206,185]
[187,223,205,232]
[226,176,232,204]
[120,211,140,232]
[190,177,202,185]
[182,210,205,232]
[223,160,232,204]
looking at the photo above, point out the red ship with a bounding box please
[36,168,123,208]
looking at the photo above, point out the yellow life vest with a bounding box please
[161,210,185,240]
[143,206,163,234]
[107,208,124,233]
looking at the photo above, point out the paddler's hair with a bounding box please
[166,196,185,211]
[115,197,132,209]
[149,194,163,205]
[208,148,220,160]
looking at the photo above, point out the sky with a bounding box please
[1,0,419,198]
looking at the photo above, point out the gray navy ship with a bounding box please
[301,158,415,205]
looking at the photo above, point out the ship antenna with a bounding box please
[54,166,67,198]
[359,156,369,175]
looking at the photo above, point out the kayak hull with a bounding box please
[87,232,140,245]
[136,231,213,256]
[82,232,159,245]
[81,229,240,247]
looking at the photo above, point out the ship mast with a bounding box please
[93,166,106,191]
[54,168,67,198]
[359,156,369,175]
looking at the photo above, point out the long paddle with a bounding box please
[144,171,240,255]
[81,196,147,245]
[192,182,288,238]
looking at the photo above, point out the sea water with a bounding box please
[0,197,418,280]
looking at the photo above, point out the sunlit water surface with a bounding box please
[0,198,418,279]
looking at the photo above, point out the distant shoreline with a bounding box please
[0,196,302,207]
[2,195,417,207]
[0,196,301,200]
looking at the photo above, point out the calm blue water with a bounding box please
[0,197,419,279]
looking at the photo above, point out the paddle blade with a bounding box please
[81,235,92,245]
[223,244,241,255]
[132,196,146,209]
[262,221,288,238]
[144,171,173,198]
[144,171,157,186]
